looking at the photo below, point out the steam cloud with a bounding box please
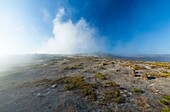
[39,8,104,54]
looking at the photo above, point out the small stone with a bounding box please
[127,92,132,96]
[51,84,57,88]
[150,84,155,86]
[145,66,151,70]
[124,90,127,93]
[37,93,41,97]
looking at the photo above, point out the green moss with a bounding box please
[64,85,70,90]
[151,62,170,68]
[99,101,106,106]
[104,81,119,87]
[104,90,119,97]
[95,73,106,80]
[81,84,96,100]
[115,96,125,104]
[148,72,170,77]
[133,88,143,93]
[62,65,76,70]
[102,89,125,105]
[58,76,97,101]
[162,107,170,112]
[62,66,68,70]
[123,63,132,67]
[159,99,169,105]
[163,95,170,102]
[110,61,115,65]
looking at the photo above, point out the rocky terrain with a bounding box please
[0,55,170,112]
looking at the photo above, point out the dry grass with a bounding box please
[146,72,170,77]
[137,97,150,110]
[133,65,146,70]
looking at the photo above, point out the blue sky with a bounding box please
[0,0,170,55]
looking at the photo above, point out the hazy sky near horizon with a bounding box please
[1,0,170,55]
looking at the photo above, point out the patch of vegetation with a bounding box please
[162,72,170,77]
[32,73,126,109]
[95,73,106,80]
[97,62,107,69]
[151,62,170,69]
[75,63,84,69]
[158,95,170,107]
[101,89,125,106]
[58,76,97,101]
[147,71,170,77]
[133,88,143,93]
[162,107,170,112]
[104,90,119,97]
[104,81,119,87]
[62,65,76,70]
[110,61,115,65]
[133,65,145,70]
[162,95,170,102]
[122,63,132,67]
[159,99,169,105]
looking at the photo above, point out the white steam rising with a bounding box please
[39,8,103,54]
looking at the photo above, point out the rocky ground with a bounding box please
[0,56,170,112]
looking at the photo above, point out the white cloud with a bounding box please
[39,8,104,54]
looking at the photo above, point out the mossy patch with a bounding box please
[104,81,119,87]
[162,72,170,77]
[101,89,125,106]
[110,61,115,65]
[133,88,143,93]
[150,62,170,69]
[122,63,132,67]
[162,95,170,102]
[62,65,75,70]
[158,99,169,105]
[133,65,145,70]
[162,107,170,112]
[58,76,97,101]
[147,72,170,77]
[95,73,106,80]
